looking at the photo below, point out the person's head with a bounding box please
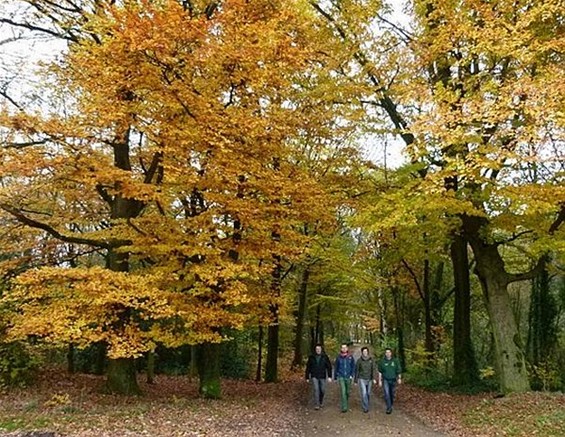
[385,348,393,359]
[361,346,369,357]
[340,343,349,354]
[314,344,323,355]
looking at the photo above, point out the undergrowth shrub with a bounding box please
[0,341,39,387]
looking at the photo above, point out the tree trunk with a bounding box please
[106,358,141,395]
[527,267,557,366]
[450,234,479,386]
[423,259,434,357]
[256,325,263,382]
[265,247,282,383]
[392,286,407,371]
[197,342,221,399]
[146,350,155,384]
[67,344,75,374]
[94,342,106,375]
[291,266,310,368]
[105,247,141,395]
[467,230,530,393]
[265,304,280,383]
[188,345,198,380]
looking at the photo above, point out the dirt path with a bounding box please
[299,379,447,436]
[299,347,446,436]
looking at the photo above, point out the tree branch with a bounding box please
[0,203,125,249]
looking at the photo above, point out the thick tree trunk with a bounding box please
[197,342,221,399]
[106,358,141,395]
[188,345,198,380]
[467,231,529,393]
[94,342,107,375]
[67,344,75,374]
[105,247,141,395]
[450,234,479,386]
[146,350,155,384]
[292,266,310,368]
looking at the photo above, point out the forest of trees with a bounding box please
[0,0,563,400]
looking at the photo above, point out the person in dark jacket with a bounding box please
[334,343,355,413]
[377,347,402,414]
[305,344,332,410]
[354,346,376,413]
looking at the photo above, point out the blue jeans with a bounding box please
[311,377,327,407]
[358,379,372,412]
[383,378,396,410]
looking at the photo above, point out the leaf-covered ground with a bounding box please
[1,371,563,436]
[0,371,303,436]
[399,384,565,437]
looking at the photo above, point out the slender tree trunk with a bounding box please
[265,304,280,383]
[423,259,434,357]
[197,342,221,399]
[467,228,529,393]
[256,325,263,382]
[392,286,407,371]
[314,303,321,344]
[450,234,478,386]
[292,266,310,368]
[265,244,282,383]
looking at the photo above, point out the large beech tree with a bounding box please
[311,0,565,392]
[0,0,361,395]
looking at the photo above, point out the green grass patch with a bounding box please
[0,416,50,431]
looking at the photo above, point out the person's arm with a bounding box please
[305,357,310,381]
[326,356,332,381]
[377,361,383,386]
[333,357,338,380]
[349,357,355,379]
[396,359,402,384]
[354,359,360,383]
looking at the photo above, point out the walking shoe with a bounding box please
[314,406,320,410]
[386,408,392,414]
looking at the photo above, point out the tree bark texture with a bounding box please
[450,234,479,386]
[197,342,221,399]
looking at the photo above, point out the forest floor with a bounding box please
[0,370,564,436]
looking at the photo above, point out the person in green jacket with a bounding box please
[377,347,402,414]
[354,346,376,413]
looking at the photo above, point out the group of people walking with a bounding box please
[305,343,401,414]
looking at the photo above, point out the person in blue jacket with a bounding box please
[334,343,355,413]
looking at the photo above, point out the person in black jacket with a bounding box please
[305,344,332,410]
